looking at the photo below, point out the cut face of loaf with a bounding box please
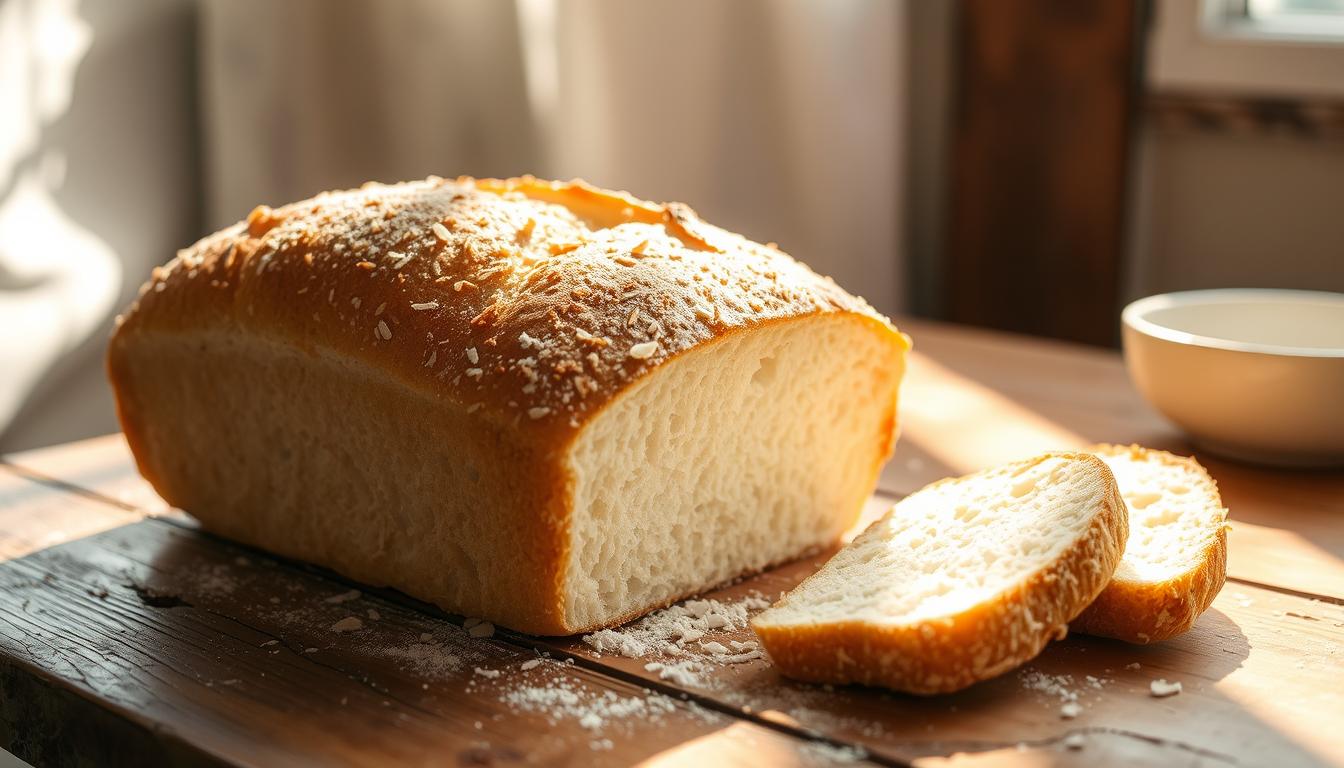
[566,317,902,630]
[1071,444,1229,644]
[108,177,908,635]
[752,453,1127,694]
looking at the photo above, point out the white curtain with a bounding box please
[0,0,197,452]
[1,0,907,450]
[202,0,906,314]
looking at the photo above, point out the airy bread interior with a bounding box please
[758,455,1113,629]
[565,315,903,629]
[1093,447,1224,584]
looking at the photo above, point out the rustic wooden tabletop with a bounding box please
[1,317,1340,767]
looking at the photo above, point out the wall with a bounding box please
[1126,124,1344,302]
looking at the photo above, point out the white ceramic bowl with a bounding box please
[1122,289,1344,467]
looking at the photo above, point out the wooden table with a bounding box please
[1,318,1340,767]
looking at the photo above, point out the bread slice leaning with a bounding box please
[1071,444,1229,644]
[751,453,1127,695]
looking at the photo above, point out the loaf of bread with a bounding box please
[108,176,909,635]
[752,453,1128,694]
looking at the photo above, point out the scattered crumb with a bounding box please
[260,640,279,647]
[1060,701,1082,719]
[583,595,771,687]
[521,659,542,671]
[469,621,496,639]
[304,647,318,653]
[1150,679,1182,698]
[1126,662,1141,670]
[331,616,364,633]
[1019,670,1079,703]
[420,632,434,642]
[325,590,361,604]
[380,641,463,677]
[501,677,682,733]
[475,667,502,679]
[1064,733,1086,750]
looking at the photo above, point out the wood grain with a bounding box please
[0,510,871,768]
[0,458,141,563]
[6,473,1340,767]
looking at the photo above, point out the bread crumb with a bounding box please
[1064,733,1086,750]
[331,616,364,633]
[469,621,495,639]
[521,659,542,671]
[1149,679,1182,697]
[325,589,361,604]
[528,407,551,420]
[411,301,439,311]
[1060,701,1082,719]
[1125,662,1141,670]
[419,632,433,642]
[367,609,381,620]
[474,667,501,679]
[466,347,479,364]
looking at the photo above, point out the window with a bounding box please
[1205,0,1344,43]
[1150,0,1344,98]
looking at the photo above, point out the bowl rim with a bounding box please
[1122,288,1344,359]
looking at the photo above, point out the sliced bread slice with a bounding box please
[751,453,1127,694]
[1071,444,1229,644]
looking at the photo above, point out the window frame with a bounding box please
[1150,0,1344,98]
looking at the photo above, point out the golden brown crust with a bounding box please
[752,453,1129,695]
[1070,444,1229,644]
[109,176,907,635]
[113,176,894,439]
